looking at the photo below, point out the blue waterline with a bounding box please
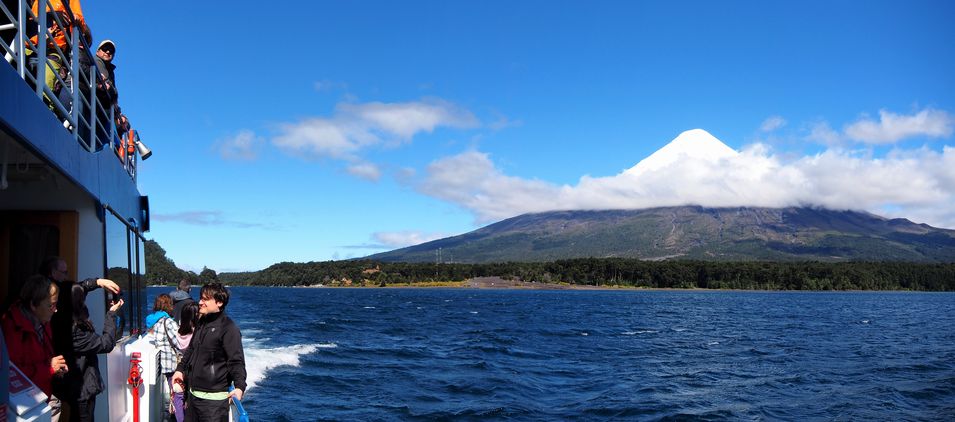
[149,287,955,421]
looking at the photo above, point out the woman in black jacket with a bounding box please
[67,284,124,422]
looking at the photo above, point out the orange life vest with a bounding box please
[29,0,91,53]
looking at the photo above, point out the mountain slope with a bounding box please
[366,206,955,263]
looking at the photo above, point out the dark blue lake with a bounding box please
[149,287,955,421]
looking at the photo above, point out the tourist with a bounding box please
[93,40,117,103]
[172,282,247,422]
[66,284,123,422]
[170,279,195,325]
[146,294,179,421]
[170,302,198,422]
[2,275,67,421]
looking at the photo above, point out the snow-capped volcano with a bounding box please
[623,129,738,177]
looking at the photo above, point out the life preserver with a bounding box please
[117,129,134,160]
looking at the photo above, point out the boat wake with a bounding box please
[243,343,330,392]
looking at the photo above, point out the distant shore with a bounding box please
[295,277,646,290]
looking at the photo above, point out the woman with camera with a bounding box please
[66,284,123,422]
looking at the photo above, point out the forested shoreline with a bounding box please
[210,259,955,291]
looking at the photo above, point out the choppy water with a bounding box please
[149,287,955,421]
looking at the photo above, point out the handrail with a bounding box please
[0,0,144,178]
[228,385,250,422]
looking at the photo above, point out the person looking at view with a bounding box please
[170,279,195,325]
[172,282,247,422]
[146,293,179,421]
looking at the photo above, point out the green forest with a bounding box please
[211,258,955,291]
[146,239,954,291]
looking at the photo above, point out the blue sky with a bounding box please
[81,1,955,272]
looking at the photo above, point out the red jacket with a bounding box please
[2,304,56,396]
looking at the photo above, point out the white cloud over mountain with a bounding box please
[760,116,786,132]
[417,128,955,229]
[271,99,478,161]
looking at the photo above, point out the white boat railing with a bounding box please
[0,0,143,179]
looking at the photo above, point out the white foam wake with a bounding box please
[242,342,335,392]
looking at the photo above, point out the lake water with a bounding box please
[148,287,955,421]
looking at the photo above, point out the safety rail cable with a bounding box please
[1,0,139,178]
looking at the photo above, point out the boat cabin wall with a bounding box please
[0,178,100,308]
[0,168,147,338]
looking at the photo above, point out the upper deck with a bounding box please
[1,0,150,336]
[1,0,148,223]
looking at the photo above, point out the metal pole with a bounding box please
[16,0,26,77]
[71,26,80,144]
[35,0,47,97]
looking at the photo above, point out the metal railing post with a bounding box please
[16,0,26,77]
[90,70,98,149]
[110,104,116,153]
[35,0,47,97]
[71,25,81,145]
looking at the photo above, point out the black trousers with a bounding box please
[70,398,94,422]
[184,394,230,422]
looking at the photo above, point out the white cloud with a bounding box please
[760,115,786,132]
[373,231,448,248]
[417,134,955,229]
[339,99,477,139]
[217,130,264,161]
[844,108,954,144]
[346,162,381,181]
[419,151,560,221]
[272,98,477,161]
[805,121,842,145]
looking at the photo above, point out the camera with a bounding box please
[106,291,123,303]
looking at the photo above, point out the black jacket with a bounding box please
[176,311,247,393]
[68,311,119,402]
[51,278,102,398]
[169,290,194,324]
[93,55,118,103]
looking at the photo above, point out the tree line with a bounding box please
[212,258,955,291]
[144,239,219,285]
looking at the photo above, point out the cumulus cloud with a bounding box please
[804,108,955,147]
[760,116,786,132]
[217,130,264,161]
[346,162,382,181]
[805,121,842,145]
[373,231,449,248]
[271,98,478,161]
[416,131,955,229]
[845,108,954,144]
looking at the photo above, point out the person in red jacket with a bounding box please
[2,275,68,419]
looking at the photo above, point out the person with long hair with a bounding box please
[67,284,123,421]
[170,302,198,422]
[147,293,179,421]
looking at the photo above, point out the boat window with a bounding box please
[134,232,147,335]
[105,211,133,336]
